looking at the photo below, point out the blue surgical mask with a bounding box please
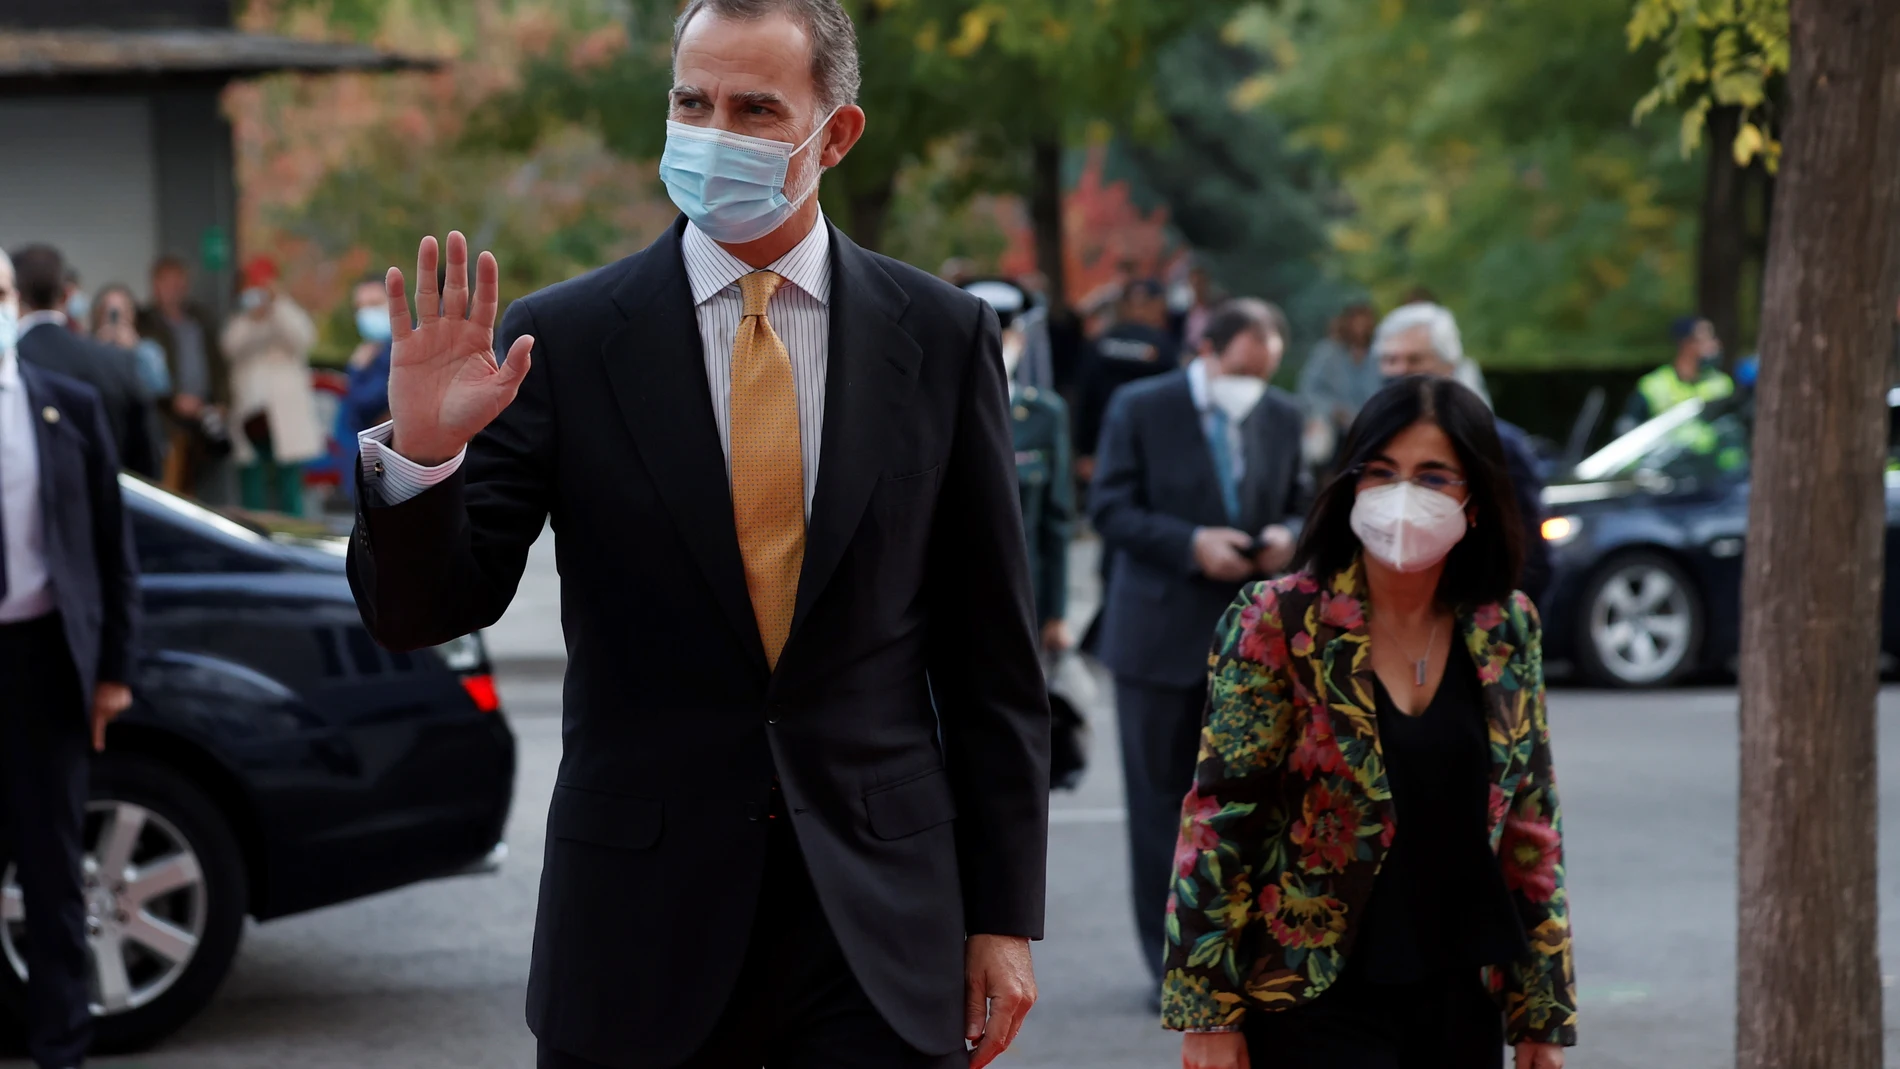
[356,306,393,342]
[658,110,837,244]
[0,302,16,354]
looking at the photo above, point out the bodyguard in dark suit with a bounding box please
[1089,299,1309,984]
[346,5,1048,1068]
[0,253,141,1069]
[10,246,157,480]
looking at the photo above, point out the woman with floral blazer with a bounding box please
[1165,377,1576,1069]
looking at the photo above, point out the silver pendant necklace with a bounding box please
[1391,622,1439,687]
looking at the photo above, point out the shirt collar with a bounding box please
[17,309,66,336]
[682,215,834,308]
[1187,357,1215,413]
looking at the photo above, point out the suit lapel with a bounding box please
[18,364,66,539]
[786,227,922,648]
[602,219,768,672]
[1161,373,1231,525]
[1236,401,1280,533]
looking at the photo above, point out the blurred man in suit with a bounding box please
[11,246,157,478]
[0,248,141,1069]
[346,2,1048,1067]
[1089,298,1308,986]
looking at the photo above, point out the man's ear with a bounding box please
[819,105,867,168]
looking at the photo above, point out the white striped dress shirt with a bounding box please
[359,217,834,515]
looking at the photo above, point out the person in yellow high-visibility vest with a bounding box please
[1616,315,1735,434]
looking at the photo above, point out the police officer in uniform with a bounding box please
[1617,315,1735,434]
[964,279,1073,655]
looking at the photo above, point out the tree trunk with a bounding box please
[1698,105,1748,358]
[846,177,896,255]
[1029,135,1068,319]
[1737,4,1900,1069]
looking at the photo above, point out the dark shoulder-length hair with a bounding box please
[1292,375,1525,608]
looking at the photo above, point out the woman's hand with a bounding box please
[1183,1031,1250,1069]
[1515,1041,1563,1069]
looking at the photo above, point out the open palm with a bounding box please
[383,231,534,465]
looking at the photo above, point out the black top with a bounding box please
[1355,642,1528,982]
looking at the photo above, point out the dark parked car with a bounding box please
[1539,390,1900,686]
[0,477,515,1050]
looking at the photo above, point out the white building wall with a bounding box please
[0,97,159,301]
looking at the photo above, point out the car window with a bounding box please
[131,510,278,574]
[1574,396,1751,486]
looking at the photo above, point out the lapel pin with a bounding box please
[41,406,59,424]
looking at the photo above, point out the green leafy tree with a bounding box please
[1231,0,1702,370]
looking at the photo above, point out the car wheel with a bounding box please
[1576,550,1704,687]
[0,753,246,1053]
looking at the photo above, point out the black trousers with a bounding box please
[538,811,965,1069]
[1113,678,1206,984]
[1243,966,1504,1069]
[0,614,92,1069]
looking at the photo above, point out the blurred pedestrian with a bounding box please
[10,245,158,477]
[1173,259,1221,353]
[60,265,88,337]
[0,247,141,1069]
[1375,302,1548,604]
[1166,377,1575,1069]
[138,254,233,500]
[966,278,1074,657]
[336,274,396,496]
[90,283,172,399]
[1074,278,1177,485]
[1297,302,1381,456]
[1616,315,1733,435]
[1088,298,1309,990]
[221,257,322,516]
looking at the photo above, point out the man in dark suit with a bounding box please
[345,3,1048,1067]
[1089,298,1309,985]
[11,245,158,479]
[0,250,141,1069]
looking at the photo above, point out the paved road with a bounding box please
[12,535,1900,1068]
[15,672,1900,1069]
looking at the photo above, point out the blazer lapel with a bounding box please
[1236,402,1280,534]
[1458,601,1525,841]
[784,227,922,648]
[19,364,64,525]
[1163,374,1232,525]
[602,219,768,672]
[1308,559,1381,774]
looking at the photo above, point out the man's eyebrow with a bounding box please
[729,89,787,108]
[669,84,707,100]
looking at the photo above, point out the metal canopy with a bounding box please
[0,29,441,81]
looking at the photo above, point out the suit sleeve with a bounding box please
[347,300,554,651]
[114,350,159,479]
[1504,432,1549,603]
[1036,399,1074,626]
[926,299,1051,939]
[1089,388,1201,577]
[82,391,139,686]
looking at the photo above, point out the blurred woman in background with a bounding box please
[1164,376,1575,1069]
[221,257,323,515]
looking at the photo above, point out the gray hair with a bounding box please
[1373,301,1464,366]
[672,0,862,116]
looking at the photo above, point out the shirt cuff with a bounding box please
[358,421,465,505]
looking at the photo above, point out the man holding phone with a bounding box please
[1088,297,1309,992]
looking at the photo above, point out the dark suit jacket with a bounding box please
[1495,418,1550,605]
[1089,370,1309,689]
[17,322,158,478]
[16,363,139,712]
[347,218,1050,1068]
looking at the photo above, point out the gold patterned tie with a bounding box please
[730,270,805,669]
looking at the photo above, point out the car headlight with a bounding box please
[1541,515,1583,547]
[432,633,486,672]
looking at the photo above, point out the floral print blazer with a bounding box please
[1159,561,1578,1045]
